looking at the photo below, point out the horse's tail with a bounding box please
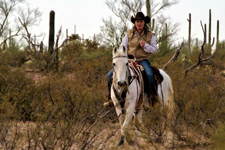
[158,69,174,112]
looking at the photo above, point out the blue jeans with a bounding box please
[106,59,157,95]
[107,69,113,92]
[139,59,157,95]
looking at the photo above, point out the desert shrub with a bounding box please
[61,40,84,58]
[83,39,99,52]
[142,48,225,148]
[0,68,111,149]
[211,48,225,71]
[25,51,54,72]
[163,57,224,147]
[0,49,28,67]
[60,39,112,69]
[0,66,35,120]
[0,39,224,149]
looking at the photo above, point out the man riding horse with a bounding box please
[107,11,158,105]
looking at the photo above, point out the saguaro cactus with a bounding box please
[208,9,211,48]
[216,20,219,50]
[187,13,191,57]
[40,41,43,53]
[146,0,151,28]
[208,9,212,46]
[195,38,198,49]
[207,9,215,54]
[9,29,12,48]
[204,24,207,55]
[66,29,68,39]
[48,10,55,54]
[151,19,155,31]
[165,23,168,50]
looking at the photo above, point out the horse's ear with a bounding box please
[122,46,127,55]
[113,47,117,55]
[122,46,126,53]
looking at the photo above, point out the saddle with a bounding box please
[106,56,164,108]
[145,66,163,96]
[128,56,163,97]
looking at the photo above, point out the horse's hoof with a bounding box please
[118,140,124,146]
[118,136,124,146]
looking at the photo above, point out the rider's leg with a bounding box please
[139,59,157,96]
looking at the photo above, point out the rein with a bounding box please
[128,59,144,112]
[129,59,139,112]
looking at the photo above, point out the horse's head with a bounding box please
[112,46,129,90]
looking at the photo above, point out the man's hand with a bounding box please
[140,40,145,47]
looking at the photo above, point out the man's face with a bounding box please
[135,20,145,31]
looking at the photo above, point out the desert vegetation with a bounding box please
[0,0,225,149]
[0,35,224,149]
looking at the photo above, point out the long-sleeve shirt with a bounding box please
[119,31,157,54]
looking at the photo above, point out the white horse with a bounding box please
[111,46,174,146]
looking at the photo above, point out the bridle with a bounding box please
[112,55,128,60]
[112,55,141,113]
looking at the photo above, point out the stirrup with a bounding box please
[103,101,114,107]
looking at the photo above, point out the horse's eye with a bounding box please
[126,63,128,66]
[113,63,116,66]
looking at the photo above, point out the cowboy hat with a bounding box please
[131,12,150,24]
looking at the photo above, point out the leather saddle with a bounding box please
[128,55,163,97]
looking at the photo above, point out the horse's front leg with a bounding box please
[120,104,135,145]
[112,101,127,146]
[113,103,126,146]
[134,107,144,132]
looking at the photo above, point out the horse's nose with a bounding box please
[118,81,126,87]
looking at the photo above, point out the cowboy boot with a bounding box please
[151,95,158,106]
[107,80,112,100]
[103,80,114,107]
[150,86,159,106]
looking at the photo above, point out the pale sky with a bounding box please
[28,0,225,46]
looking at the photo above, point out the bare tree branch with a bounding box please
[18,17,35,50]
[0,0,24,36]
[0,30,20,47]
[184,21,214,77]
[184,55,214,77]
[163,42,184,70]
[152,0,178,17]
[0,0,16,35]
[17,7,42,51]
